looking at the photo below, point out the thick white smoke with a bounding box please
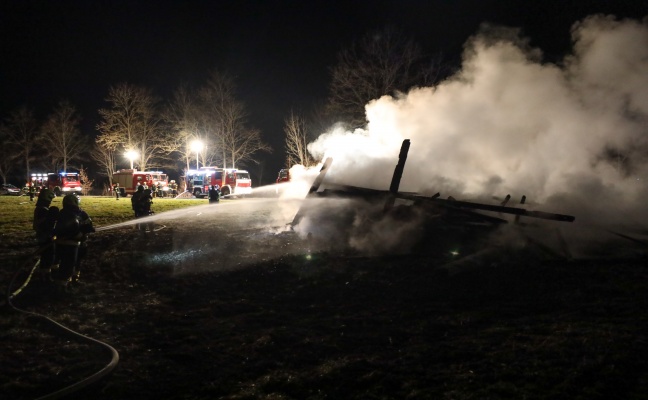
[308,15,648,234]
[290,15,648,257]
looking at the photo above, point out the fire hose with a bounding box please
[5,243,120,400]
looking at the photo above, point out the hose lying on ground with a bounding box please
[6,246,120,400]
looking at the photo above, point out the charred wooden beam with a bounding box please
[514,195,526,224]
[399,194,575,222]
[390,139,410,194]
[291,157,332,226]
[308,157,333,194]
[384,139,411,212]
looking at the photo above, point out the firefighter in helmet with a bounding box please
[28,182,36,201]
[131,184,145,218]
[51,194,95,291]
[33,188,59,280]
[208,184,221,203]
[140,188,153,216]
[137,188,154,232]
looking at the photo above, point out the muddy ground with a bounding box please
[2,204,648,399]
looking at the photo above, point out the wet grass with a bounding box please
[4,242,648,399]
[2,196,647,399]
[0,195,210,234]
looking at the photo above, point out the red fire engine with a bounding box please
[276,169,290,183]
[30,172,83,196]
[185,168,252,198]
[112,169,169,197]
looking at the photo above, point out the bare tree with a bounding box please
[327,26,441,128]
[222,126,272,168]
[204,70,272,168]
[283,110,316,167]
[97,83,170,171]
[0,121,21,184]
[164,71,272,172]
[41,100,87,172]
[91,142,117,186]
[163,83,202,171]
[1,106,40,183]
[199,70,240,168]
[78,167,93,195]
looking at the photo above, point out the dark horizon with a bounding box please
[1,0,646,184]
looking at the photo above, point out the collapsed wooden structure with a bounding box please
[292,139,575,229]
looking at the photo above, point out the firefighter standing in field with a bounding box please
[51,194,95,291]
[208,184,221,203]
[33,188,59,280]
[29,183,35,201]
[137,188,154,232]
[140,188,154,215]
[131,184,144,218]
[114,182,120,200]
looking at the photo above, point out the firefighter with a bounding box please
[170,180,178,196]
[114,182,120,200]
[52,194,95,291]
[151,183,157,198]
[208,184,220,203]
[33,188,59,280]
[131,184,144,218]
[140,188,154,215]
[138,188,154,232]
[157,182,163,198]
[29,183,35,201]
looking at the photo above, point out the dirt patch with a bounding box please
[2,224,648,399]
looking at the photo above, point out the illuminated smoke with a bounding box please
[307,15,648,234]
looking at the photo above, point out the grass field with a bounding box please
[2,194,648,399]
[0,194,209,234]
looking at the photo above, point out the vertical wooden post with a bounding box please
[384,139,411,212]
[291,157,333,227]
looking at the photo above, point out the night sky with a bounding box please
[1,0,646,183]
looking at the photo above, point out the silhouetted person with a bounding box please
[52,194,94,292]
[131,185,145,218]
[33,188,59,280]
[208,185,221,203]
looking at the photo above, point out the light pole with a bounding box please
[190,140,203,170]
[125,150,138,170]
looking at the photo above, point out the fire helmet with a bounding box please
[37,188,55,203]
[62,193,80,208]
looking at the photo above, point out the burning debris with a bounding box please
[291,140,576,263]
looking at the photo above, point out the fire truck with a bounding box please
[276,169,290,183]
[185,168,252,198]
[30,172,83,196]
[112,169,170,197]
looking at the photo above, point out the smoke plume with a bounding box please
[303,15,648,255]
